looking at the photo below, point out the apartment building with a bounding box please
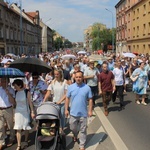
[126,0,150,54]
[84,24,106,51]
[0,1,42,55]
[115,0,150,54]
[84,26,93,51]
[115,0,127,53]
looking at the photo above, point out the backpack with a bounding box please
[15,89,29,98]
[14,89,29,108]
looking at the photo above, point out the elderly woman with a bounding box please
[131,61,148,105]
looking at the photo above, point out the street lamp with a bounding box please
[105,8,115,52]
[20,0,23,55]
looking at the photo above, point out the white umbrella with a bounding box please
[1,58,14,64]
[61,54,76,60]
[5,53,17,58]
[122,53,136,58]
[77,51,87,54]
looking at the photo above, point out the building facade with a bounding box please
[126,0,150,54]
[84,24,107,52]
[0,1,42,55]
[115,0,127,54]
[84,26,93,51]
[115,0,150,54]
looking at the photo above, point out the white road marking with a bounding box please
[94,106,128,150]
[86,126,106,150]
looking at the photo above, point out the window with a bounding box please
[143,24,146,35]
[148,22,150,34]
[137,8,139,19]
[137,26,139,37]
[128,13,130,22]
[148,44,150,53]
[0,26,3,38]
[128,0,130,8]
[133,11,135,20]
[148,2,150,13]
[128,29,130,39]
[137,45,139,51]
[6,28,9,39]
[143,4,146,16]
[143,45,146,53]
[133,27,135,38]
[10,29,13,40]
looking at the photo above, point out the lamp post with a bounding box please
[105,8,115,52]
[20,0,23,55]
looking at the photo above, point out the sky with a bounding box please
[7,0,119,42]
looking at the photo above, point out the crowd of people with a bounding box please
[0,51,150,150]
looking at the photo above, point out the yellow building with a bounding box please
[84,24,106,51]
[126,0,150,54]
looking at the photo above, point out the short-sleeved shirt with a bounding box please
[28,80,48,107]
[113,67,124,86]
[84,68,98,86]
[47,79,68,103]
[67,83,92,117]
[98,71,114,92]
[0,86,15,107]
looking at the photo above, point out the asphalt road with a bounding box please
[4,87,150,150]
[97,88,150,150]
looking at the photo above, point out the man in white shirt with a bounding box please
[84,60,99,108]
[112,60,125,111]
[0,78,15,149]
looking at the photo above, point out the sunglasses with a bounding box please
[33,76,38,79]
[57,66,62,67]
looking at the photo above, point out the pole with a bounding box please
[20,0,23,55]
[105,8,115,52]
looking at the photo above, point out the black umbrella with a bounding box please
[9,57,51,73]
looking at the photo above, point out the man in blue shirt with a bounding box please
[65,71,93,150]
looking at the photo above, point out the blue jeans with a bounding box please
[59,103,65,129]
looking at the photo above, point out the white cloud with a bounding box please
[16,0,118,42]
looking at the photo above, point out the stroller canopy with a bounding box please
[36,102,60,120]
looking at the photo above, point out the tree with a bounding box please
[63,39,72,48]
[54,37,63,51]
[90,23,116,52]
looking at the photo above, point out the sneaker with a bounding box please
[141,102,147,106]
[136,101,140,104]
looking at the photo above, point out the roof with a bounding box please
[26,12,36,21]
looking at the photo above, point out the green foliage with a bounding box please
[90,23,116,52]
[54,37,63,51]
[64,39,73,48]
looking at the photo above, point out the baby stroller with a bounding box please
[35,102,66,150]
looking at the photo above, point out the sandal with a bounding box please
[16,146,21,150]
